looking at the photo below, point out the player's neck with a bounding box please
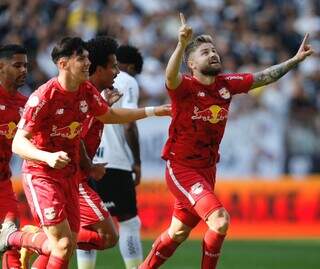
[193,72,216,85]
[0,80,17,94]
[89,75,103,92]
[57,72,82,92]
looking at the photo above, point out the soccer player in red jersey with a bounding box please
[75,36,122,269]
[140,13,314,269]
[0,37,170,269]
[0,44,28,269]
[20,36,123,269]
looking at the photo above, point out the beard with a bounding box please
[200,64,222,76]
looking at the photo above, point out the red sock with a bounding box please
[77,228,106,250]
[201,229,226,269]
[7,231,50,255]
[47,255,69,269]
[140,231,180,269]
[31,255,50,269]
[2,249,21,269]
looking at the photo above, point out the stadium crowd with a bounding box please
[1,0,319,176]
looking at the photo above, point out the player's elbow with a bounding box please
[11,135,20,155]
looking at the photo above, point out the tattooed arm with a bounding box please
[251,33,314,90]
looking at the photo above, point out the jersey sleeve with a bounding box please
[121,78,139,109]
[223,73,253,95]
[166,75,190,99]
[17,92,49,133]
[88,86,109,117]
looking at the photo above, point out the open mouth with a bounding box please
[209,59,220,64]
[18,75,26,81]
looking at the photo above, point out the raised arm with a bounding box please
[166,13,193,90]
[251,33,314,90]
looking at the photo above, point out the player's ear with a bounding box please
[96,65,104,74]
[187,58,195,70]
[56,57,68,70]
[127,64,136,75]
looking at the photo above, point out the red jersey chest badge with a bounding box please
[218,87,230,99]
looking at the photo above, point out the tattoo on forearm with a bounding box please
[252,58,299,89]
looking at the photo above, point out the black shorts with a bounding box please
[89,168,137,219]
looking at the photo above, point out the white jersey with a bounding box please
[93,71,139,171]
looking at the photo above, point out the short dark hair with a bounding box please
[185,35,214,62]
[51,37,87,64]
[0,44,27,59]
[116,45,143,74]
[86,36,119,76]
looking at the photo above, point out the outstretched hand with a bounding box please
[178,13,192,47]
[104,88,123,107]
[154,104,172,117]
[294,33,314,62]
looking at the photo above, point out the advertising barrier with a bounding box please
[12,177,320,239]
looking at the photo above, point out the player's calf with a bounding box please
[201,208,229,269]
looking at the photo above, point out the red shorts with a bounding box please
[22,173,80,233]
[0,179,19,222]
[165,160,223,227]
[79,181,110,227]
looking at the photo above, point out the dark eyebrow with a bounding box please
[200,48,209,53]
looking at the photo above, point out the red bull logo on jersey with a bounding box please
[50,121,82,139]
[191,105,228,124]
[0,122,17,139]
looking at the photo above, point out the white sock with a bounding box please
[119,216,143,269]
[76,249,97,269]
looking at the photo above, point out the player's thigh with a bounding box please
[44,219,73,241]
[22,173,68,227]
[79,182,115,237]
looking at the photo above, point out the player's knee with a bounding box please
[56,237,75,258]
[103,231,119,249]
[170,229,190,243]
[207,209,230,234]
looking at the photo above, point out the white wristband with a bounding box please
[145,106,156,117]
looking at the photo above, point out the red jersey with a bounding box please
[0,85,27,181]
[162,73,253,168]
[79,116,104,182]
[18,78,108,178]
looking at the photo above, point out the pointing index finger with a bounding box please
[180,12,186,26]
[301,33,309,46]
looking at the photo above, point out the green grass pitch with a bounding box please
[69,239,320,269]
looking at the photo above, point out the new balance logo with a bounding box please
[55,108,64,115]
[156,251,169,260]
[104,201,116,208]
[205,251,220,257]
